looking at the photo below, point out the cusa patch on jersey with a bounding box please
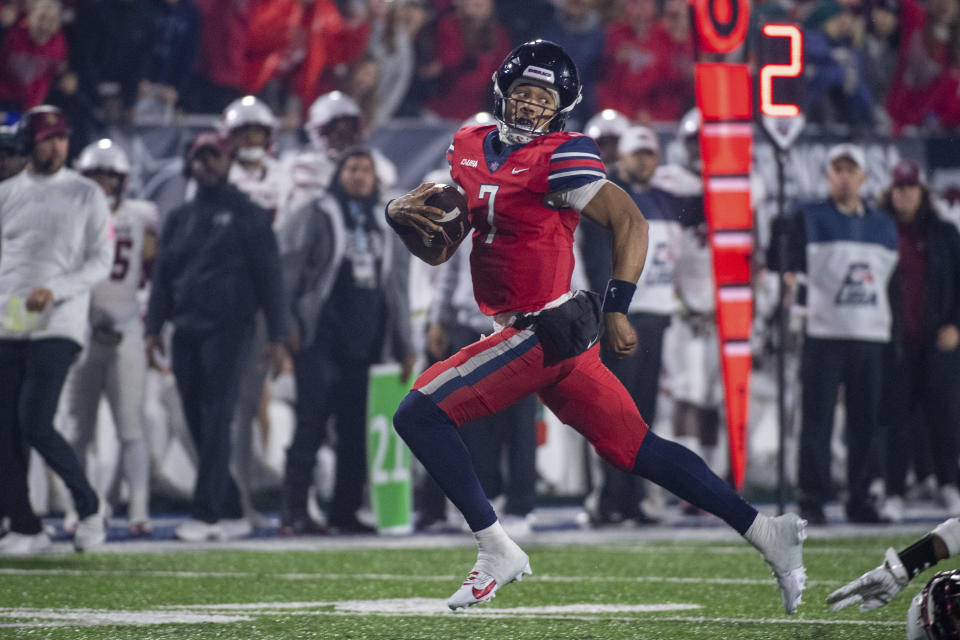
[523,66,555,84]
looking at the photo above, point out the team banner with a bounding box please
[367,364,415,534]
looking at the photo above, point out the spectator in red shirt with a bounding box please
[425,0,510,121]
[659,0,696,121]
[596,0,676,123]
[0,0,68,111]
[885,0,960,131]
[182,0,251,112]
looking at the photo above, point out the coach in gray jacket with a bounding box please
[278,147,414,535]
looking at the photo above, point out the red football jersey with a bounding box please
[448,125,606,316]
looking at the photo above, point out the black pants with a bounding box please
[882,345,960,496]
[171,326,250,523]
[0,338,97,534]
[417,323,539,523]
[798,336,885,511]
[284,342,372,525]
[596,313,670,519]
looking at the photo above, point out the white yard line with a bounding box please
[0,599,903,629]
[0,567,846,586]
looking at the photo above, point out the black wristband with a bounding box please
[384,199,416,236]
[601,279,636,314]
[899,535,940,579]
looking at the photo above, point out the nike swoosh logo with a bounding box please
[436,207,461,223]
[472,580,497,600]
[512,168,530,174]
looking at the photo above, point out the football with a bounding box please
[423,184,470,247]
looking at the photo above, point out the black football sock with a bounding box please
[393,391,496,532]
[632,430,758,534]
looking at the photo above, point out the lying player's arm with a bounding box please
[386,183,460,266]
[580,181,650,357]
[827,518,960,612]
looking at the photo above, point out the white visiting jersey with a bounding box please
[91,199,158,325]
[186,156,292,228]
[228,155,292,227]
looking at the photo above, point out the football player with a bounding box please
[284,91,397,213]
[828,517,960,613]
[58,138,157,537]
[828,517,960,639]
[218,95,291,529]
[386,39,806,613]
[583,108,631,167]
[0,118,27,181]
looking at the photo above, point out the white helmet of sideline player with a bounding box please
[460,111,495,128]
[76,137,131,175]
[305,91,363,153]
[76,138,130,209]
[221,95,278,164]
[584,109,630,140]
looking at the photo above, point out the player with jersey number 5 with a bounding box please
[386,39,807,612]
[55,138,157,538]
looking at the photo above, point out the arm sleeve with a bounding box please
[933,518,960,558]
[47,186,113,302]
[546,135,608,197]
[246,206,288,342]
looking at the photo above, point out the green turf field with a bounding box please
[0,532,926,639]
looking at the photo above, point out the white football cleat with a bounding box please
[0,531,52,555]
[448,544,532,610]
[174,519,223,542]
[749,513,808,614]
[73,501,108,552]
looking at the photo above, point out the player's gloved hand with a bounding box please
[603,312,637,357]
[826,547,910,612]
[387,183,446,241]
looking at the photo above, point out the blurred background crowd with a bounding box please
[2,0,960,552]
[4,0,960,140]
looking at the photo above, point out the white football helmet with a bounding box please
[76,138,131,208]
[584,109,630,141]
[305,91,362,150]
[907,570,960,640]
[678,107,701,139]
[460,111,495,128]
[75,138,131,175]
[221,95,277,163]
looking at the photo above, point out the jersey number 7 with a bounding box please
[478,184,500,244]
